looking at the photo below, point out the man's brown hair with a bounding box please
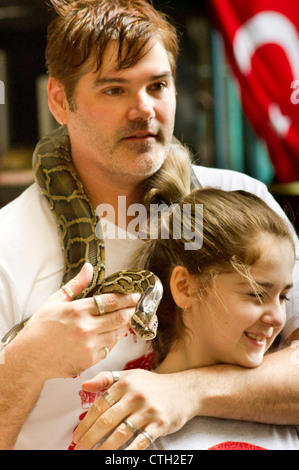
[46,0,179,109]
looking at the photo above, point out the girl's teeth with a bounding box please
[246,333,265,341]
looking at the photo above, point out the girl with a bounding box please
[133,187,297,450]
[136,188,295,374]
[73,147,298,450]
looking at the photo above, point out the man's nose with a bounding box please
[127,92,156,121]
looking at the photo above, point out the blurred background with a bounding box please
[0,0,298,233]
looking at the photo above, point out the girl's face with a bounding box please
[186,235,294,369]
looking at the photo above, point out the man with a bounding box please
[0,0,298,450]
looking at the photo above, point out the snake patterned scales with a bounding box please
[1,126,163,349]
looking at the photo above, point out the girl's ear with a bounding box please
[170,266,197,310]
[47,77,68,125]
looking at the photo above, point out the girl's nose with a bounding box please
[261,299,286,329]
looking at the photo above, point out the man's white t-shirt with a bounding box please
[0,165,298,450]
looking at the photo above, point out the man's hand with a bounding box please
[12,263,140,380]
[72,369,196,450]
[0,263,140,449]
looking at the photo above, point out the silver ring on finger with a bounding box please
[111,370,120,383]
[94,295,106,315]
[123,419,137,434]
[103,346,109,358]
[102,390,116,406]
[140,430,155,445]
[61,284,76,300]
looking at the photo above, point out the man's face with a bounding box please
[66,39,177,187]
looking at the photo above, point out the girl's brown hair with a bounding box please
[46,0,179,109]
[134,186,295,365]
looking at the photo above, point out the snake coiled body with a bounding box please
[1,126,163,348]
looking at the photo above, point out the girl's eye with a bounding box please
[248,292,266,302]
[247,292,290,303]
[280,294,290,302]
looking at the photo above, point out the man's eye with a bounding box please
[150,82,167,92]
[104,88,124,96]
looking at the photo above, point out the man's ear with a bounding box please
[170,266,197,310]
[47,77,68,125]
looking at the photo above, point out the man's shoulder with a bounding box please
[192,165,268,195]
[0,182,62,286]
[0,183,41,220]
[0,183,57,247]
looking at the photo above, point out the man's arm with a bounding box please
[0,337,46,449]
[73,329,299,450]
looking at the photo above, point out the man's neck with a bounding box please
[73,158,144,229]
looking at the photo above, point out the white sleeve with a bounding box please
[193,166,299,342]
[0,266,22,341]
[0,185,64,341]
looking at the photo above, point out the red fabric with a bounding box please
[209,0,299,182]
[122,351,154,371]
[208,441,267,450]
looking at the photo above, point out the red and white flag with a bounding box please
[209,0,299,183]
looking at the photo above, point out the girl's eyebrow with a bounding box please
[237,281,294,290]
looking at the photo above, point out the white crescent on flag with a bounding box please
[232,11,299,137]
[209,1,299,182]
[233,11,299,79]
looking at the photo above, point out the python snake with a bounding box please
[1,126,163,348]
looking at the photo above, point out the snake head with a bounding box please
[97,269,163,341]
[131,313,158,340]
[131,275,163,340]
